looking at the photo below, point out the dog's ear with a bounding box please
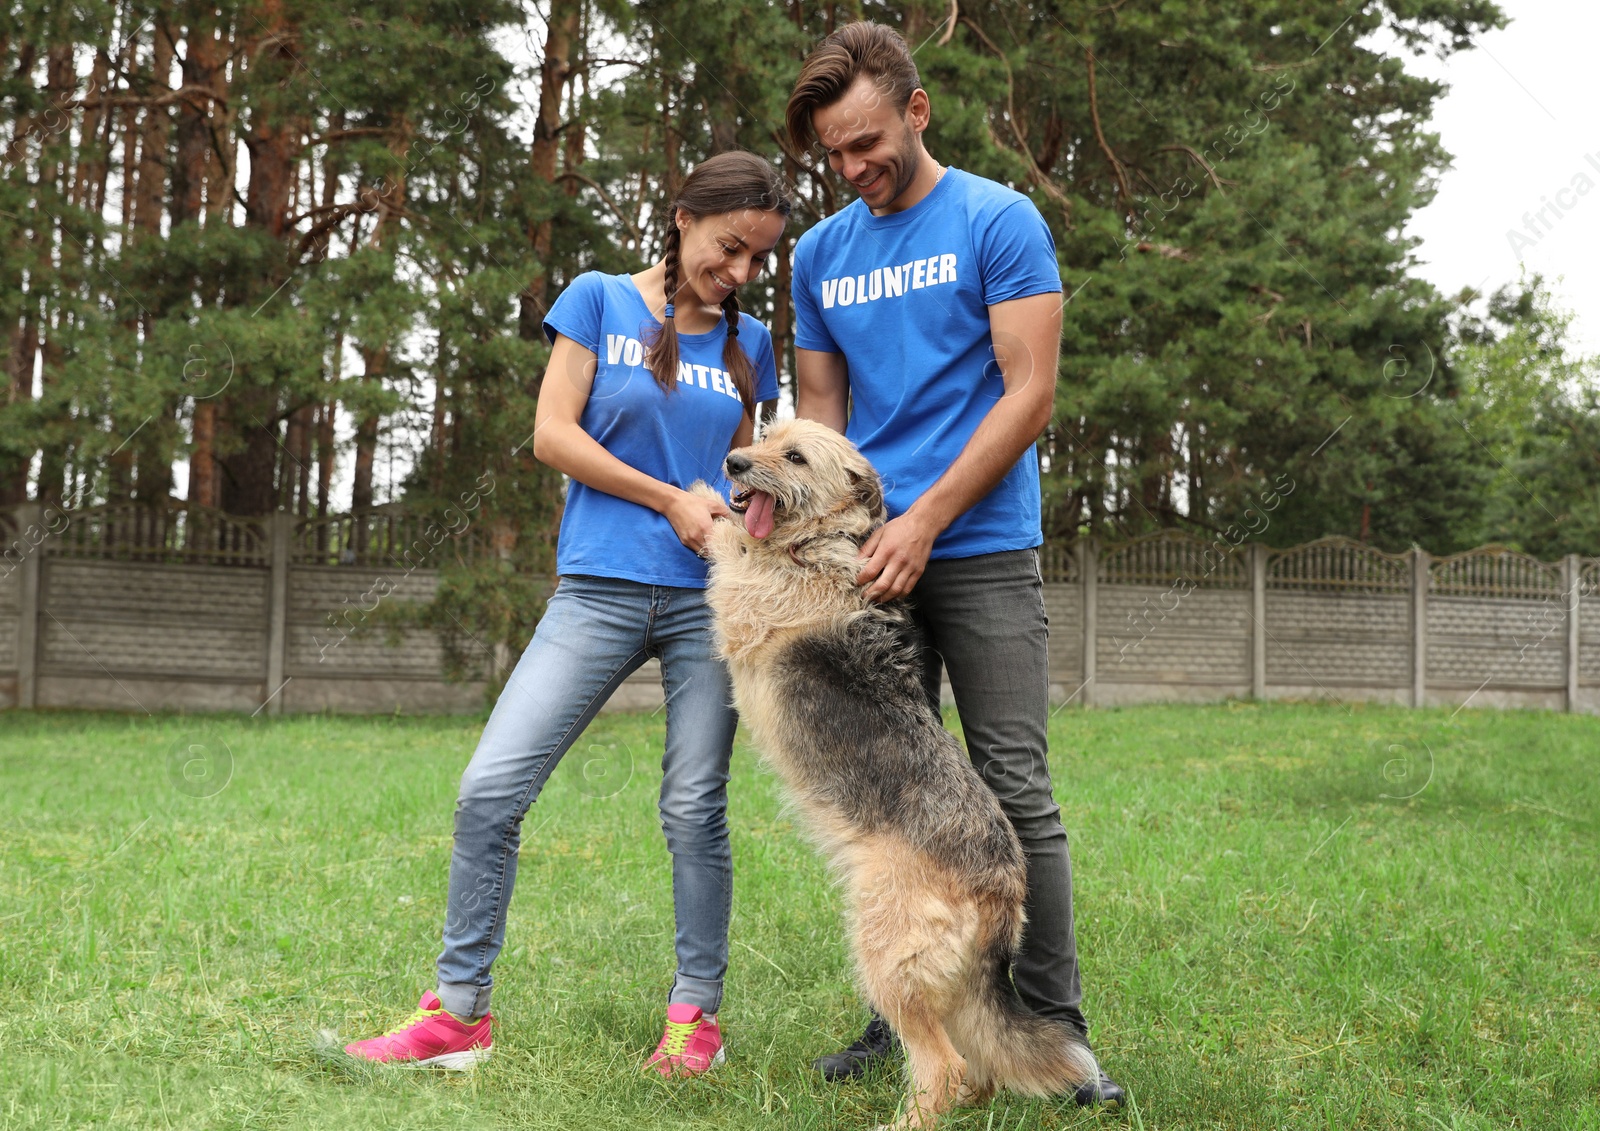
[848,468,885,520]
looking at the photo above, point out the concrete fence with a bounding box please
[0,501,485,715]
[1,503,1595,716]
[1037,532,1593,712]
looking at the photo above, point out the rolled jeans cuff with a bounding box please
[669,972,723,1015]
[437,981,493,1021]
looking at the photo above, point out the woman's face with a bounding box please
[675,206,786,308]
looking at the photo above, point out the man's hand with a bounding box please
[856,508,940,602]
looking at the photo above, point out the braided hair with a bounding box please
[646,221,687,403]
[643,151,792,417]
[719,289,750,412]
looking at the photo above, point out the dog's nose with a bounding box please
[725,453,752,475]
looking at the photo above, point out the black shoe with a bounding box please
[1072,1069,1126,1107]
[813,1014,901,1081]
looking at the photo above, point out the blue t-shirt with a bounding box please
[543,271,779,587]
[792,169,1062,559]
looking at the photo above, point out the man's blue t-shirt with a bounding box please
[543,271,778,588]
[791,169,1062,559]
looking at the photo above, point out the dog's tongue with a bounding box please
[744,491,776,539]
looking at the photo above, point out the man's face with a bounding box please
[811,75,927,212]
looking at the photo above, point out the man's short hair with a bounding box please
[786,21,923,154]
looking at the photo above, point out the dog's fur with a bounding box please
[694,419,1097,1128]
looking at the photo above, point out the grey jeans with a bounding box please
[909,547,1090,1040]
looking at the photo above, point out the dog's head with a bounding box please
[724,419,885,544]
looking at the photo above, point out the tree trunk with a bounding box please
[351,401,380,513]
[204,12,237,225]
[71,53,110,210]
[285,402,312,514]
[219,0,302,514]
[190,401,217,507]
[1,314,38,505]
[133,26,174,236]
[519,0,581,340]
[316,400,334,517]
[710,104,739,153]
[217,399,281,515]
[134,28,176,501]
[660,68,681,202]
[431,367,448,496]
[172,4,217,225]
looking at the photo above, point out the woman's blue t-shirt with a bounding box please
[542,271,779,588]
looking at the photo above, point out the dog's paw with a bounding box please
[700,514,742,562]
[952,1080,994,1108]
[687,480,726,507]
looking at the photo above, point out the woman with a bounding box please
[345,151,790,1076]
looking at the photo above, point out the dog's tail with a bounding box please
[950,903,1099,1098]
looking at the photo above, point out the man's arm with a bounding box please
[795,347,850,432]
[853,291,1061,602]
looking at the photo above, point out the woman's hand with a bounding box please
[663,488,731,554]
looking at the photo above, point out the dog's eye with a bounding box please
[785,450,807,465]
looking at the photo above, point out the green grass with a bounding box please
[1,701,1596,1130]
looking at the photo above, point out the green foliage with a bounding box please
[6,0,1600,663]
[1451,279,1600,557]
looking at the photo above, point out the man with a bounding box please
[785,21,1123,1106]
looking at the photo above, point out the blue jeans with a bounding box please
[435,574,738,1019]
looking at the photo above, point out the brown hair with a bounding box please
[643,151,792,416]
[785,21,923,154]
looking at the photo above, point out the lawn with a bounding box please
[1,701,1596,1130]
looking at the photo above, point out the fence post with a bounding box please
[1411,548,1429,708]
[264,510,293,716]
[1566,553,1581,714]
[1250,542,1267,700]
[13,503,41,709]
[1078,538,1097,708]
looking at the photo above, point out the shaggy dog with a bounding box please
[692,419,1097,1129]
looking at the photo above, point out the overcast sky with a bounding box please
[1394,1,1599,355]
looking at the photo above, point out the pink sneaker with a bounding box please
[344,991,492,1068]
[646,1002,724,1077]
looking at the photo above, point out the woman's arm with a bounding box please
[532,333,732,554]
[730,403,759,451]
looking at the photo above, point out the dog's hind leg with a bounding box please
[877,996,965,1130]
[850,840,978,1129]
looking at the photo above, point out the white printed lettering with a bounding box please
[816,252,959,309]
[607,334,627,364]
[623,338,643,366]
[711,370,725,394]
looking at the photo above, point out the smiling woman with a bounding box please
[340,150,792,1080]
[639,152,792,415]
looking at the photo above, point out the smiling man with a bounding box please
[785,21,1123,1107]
